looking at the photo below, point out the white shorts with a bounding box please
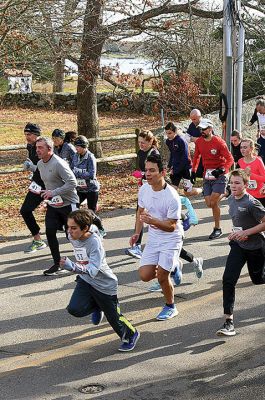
[139,242,183,272]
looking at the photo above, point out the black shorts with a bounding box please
[170,169,191,187]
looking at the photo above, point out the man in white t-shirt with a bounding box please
[129,154,183,321]
[256,99,265,138]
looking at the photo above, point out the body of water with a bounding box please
[65,56,154,75]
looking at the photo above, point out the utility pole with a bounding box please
[235,0,245,132]
[223,0,233,148]
[222,0,244,146]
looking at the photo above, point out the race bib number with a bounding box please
[248,180,257,190]
[28,181,42,194]
[48,195,64,207]
[205,169,216,180]
[77,179,87,188]
[74,247,89,264]
[232,226,243,232]
[183,179,193,192]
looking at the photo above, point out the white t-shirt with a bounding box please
[257,112,265,131]
[138,183,183,247]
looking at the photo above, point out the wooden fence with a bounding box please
[0,133,139,175]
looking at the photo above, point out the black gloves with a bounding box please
[211,167,225,178]
[190,171,196,184]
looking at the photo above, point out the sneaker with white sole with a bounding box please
[193,257,204,279]
[126,244,142,259]
[216,319,236,336]
[43,264,59,276]
[99,228,107,238]
[156,305,178,321]
[148,281,162,292]
[209,228,222,240]
[118,330,140,352]
[24,240,47,253]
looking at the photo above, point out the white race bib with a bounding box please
[74,247,89,264]
[205,169,216,180]
[183,179,193,192]
[48,195,64,207]
[28,181,42,194]
[232,226,243,232]
[77,179,87,188]
[248,180,257,190]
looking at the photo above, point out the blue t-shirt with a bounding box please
[187,122,201,138]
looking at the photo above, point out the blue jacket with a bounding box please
[70,150,100,192]
[54,142,76,164]
[166,135,191,174]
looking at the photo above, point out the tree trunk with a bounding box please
[53,57,65,93]
[77,0,105,157]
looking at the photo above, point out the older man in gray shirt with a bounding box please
[36,136,79,275]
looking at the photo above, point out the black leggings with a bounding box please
[20,191,43,236]
[78,191,104,231]
[180,248,193,263]
[46,204,76,265]
[223,241,265,315]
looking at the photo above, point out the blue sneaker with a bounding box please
[172,261,183,286]
[148,281,162,292]
[156,305,178,321]
[126,244,142,259]
[91,310,104,325]
[118,330,140,352]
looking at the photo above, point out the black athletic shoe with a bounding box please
[216,319,236,336]
[209,228,222,240]
[43,264,59,276]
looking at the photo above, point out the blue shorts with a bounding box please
[203,175,227,196]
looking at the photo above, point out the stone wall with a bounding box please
[0,92,160,114]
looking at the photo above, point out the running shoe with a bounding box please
[118,330,140,352]
[24,240,47,253]
[126,244,142,259]
[43,264,59,276]
[156,305,178,321]
[209,228,222,240]
[216,319,236,336]
[99,228,107,238]
[193,257,204,279]
[91,310,104,326]
[172,260,183,286]
[148,281,162,292]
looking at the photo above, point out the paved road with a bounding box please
[0,198,264,400]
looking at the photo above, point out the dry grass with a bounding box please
[0,108,161,238]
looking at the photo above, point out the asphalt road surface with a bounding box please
[0,197,264,400]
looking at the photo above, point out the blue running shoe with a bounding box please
[173,260,183,286]
[156,305,178,321]
[118,330,140,352]
[91,310,104,325]
[148,281,162,292]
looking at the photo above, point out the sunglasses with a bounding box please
[200,127,210,132]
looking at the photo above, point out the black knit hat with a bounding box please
[74,135,89,148]
[52,129,65,139]
[24,123,41,135]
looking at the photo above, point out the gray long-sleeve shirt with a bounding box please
[69,232,118,296]
[37,154,79,207]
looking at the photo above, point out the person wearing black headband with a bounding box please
[20,123,47,253]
